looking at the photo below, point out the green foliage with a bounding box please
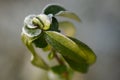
[33,32,48,48]
[21,33,49,70]
[21,4,96,80]
[43,4,66,15]
[48,17,60,32]
[48,50,55,60]
[69,37,96,65]
[63,56,89,73]
[44,31,96,73]
[51,65,68,74]
[45,31,87,62]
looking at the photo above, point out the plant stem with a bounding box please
[52,49,70,80]
[54,52,64,65]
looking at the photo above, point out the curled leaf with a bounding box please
[22,25,41,37]
[24,15,38,29]
[21,33,49,70]
[56,11,81,22]
[37,14,52,30]
[23,15,42,37]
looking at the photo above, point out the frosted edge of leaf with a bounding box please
[22,26,41,37]
[24,15,38,29]
[42,4,66,15]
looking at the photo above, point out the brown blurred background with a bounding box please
[0,0,120,80]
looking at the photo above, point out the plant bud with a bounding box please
[37,14,53,30]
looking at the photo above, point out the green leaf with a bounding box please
[44,31,89,72]
[48,17,60,32]
[48,50,55,60]
[45,31,86,63]
[68,37,96,65]
[51,65,68,74]
[59,21,76,36]
[63,56,89,73]
[21,33,49,70]
[56,11,81,22]
[43,4,66,15]
[42,44,52,51]
[33,32,48,48]
[49,65,73,80]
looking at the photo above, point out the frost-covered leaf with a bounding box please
[24,15,38,29]
[22,25,41,37]
[21,33,49,70]
[56,11,81,22]
[36,14,52,30]
[43,4,66,15]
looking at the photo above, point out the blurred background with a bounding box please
[0,0,120,80]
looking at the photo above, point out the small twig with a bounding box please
[52,49,64,65]
[52,49,70,80]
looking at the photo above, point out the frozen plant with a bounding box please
[21,4,96,80]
